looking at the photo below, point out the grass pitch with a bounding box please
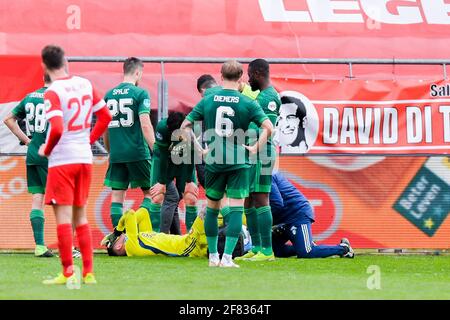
[0,253,448,300]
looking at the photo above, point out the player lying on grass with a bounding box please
[102,208,207,258]
[238,171,354,259]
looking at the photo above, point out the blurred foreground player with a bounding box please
[102,208,207,257]
[268,172,354,259]
[39,45,111,285]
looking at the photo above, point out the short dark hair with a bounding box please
[123,57,143,75]
[167,111,186,134]
[41,45,65,71]
[197,74,217,93]
[107,246,118,256]
[43,73,51,84]
[249,58,270,78]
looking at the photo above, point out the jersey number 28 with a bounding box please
[25,102,46,134]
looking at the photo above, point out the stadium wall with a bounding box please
[0,155,449,250]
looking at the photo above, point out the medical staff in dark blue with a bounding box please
[269,172,354,259]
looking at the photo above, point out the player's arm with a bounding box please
[140,114,155,151]
[124,212,138,239]
[269,178,284,213]
[244,101,273,154]
[138,90,155,151]
[149,123,170,199]
[103,129,110,152]
[153,123,170,184]
[122,212,140,256]
[90,89,112,144]
[39,90,64,157]
[253,118,273,152]
[181,100,206,155]
[3,112,30,146]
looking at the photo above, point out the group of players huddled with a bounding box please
[3,45,354,286]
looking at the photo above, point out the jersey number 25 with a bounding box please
[107,98,134,128]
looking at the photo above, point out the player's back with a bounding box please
[12,87,48,165]
[196,88,267,172]
[257,86,281,125]
[45,76,99,167]
[203,86,222,97]
[270,172,314,224]
[104,83,151,163]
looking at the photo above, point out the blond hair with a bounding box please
[221,60,243,81]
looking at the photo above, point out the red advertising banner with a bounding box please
[1,0,450,79]
[272,78,450,154]
[1,0,450,59]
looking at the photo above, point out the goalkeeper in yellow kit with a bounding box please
[102,208,207,257]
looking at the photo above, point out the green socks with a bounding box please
[205,207,220,254]
[245,207,261,253]
[224,206,244,255]
[30,209,45,246]
[149,202,161,232]
[110,202,123,228]
[221,206,231,225]
[185,205,198,232]
[256,206,273,256]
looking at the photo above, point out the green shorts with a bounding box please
[249,160,274,193]
[205,168,249,200]
[249,143,276,193]
[104,160,151,190]
[27,164,48,194]
[151,162,197,194]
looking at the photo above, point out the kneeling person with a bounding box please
[269,172,354,259]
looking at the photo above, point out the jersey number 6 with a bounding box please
[215,106,235,137]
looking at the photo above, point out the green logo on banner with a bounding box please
[393,166,450,237]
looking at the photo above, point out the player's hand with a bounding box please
[38,144,47,157]
[238,81,246,92]
[150,183,166,198]
[200,145,209,157]
[243,143,258,155]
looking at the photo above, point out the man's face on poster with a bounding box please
[277,103,300,146]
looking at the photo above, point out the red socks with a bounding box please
[56,224,74,277]
[75,224,94,277]
[57,223,94,277]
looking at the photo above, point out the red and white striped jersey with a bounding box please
[44,75,106,167]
